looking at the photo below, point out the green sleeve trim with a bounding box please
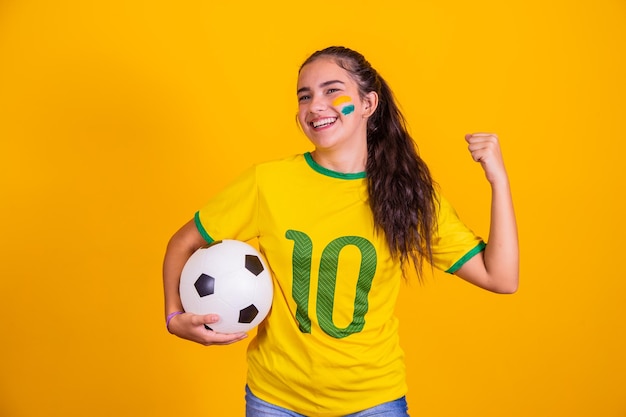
[194,211,214,244]
[445,241,486,274]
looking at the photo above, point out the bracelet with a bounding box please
[166,311,184,332]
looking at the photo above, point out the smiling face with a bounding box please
[296,58,377,159]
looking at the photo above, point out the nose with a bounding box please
[309,94,328,113]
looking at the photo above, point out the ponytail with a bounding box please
[366,76,438,278]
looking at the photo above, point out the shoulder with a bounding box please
[252,153,311,180]
[255,154,306,170]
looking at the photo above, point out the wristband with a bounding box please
[166,311,184,332]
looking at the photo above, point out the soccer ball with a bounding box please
[179,240,273,334]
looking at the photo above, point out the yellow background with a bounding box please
[1,1,624,416]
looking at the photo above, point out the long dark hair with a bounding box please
[300,46,438,279]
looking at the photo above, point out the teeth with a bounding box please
[312,117,336,128]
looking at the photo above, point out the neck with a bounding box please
[311,144,367,174]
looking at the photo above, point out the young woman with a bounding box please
[162,46,519,417]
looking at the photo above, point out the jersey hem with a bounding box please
[445,241,486,274]
[247,381,408,417]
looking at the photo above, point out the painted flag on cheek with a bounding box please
[332,96,355,116]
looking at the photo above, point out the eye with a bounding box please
[298,95,310,102]
[326,88,340,95]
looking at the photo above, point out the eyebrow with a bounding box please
[297,79,345,95]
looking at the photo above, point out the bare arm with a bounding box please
[454,133,519,294]
[163,219,248,345]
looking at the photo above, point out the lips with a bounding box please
[310,117,337,129]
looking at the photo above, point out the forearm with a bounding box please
[162,219,207,317]
[163,242,192,316]
[454,133,520,293]
[483,177,519,293]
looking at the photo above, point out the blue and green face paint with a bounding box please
[333,95,355,116]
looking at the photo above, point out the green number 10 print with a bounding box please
[286,230,378,339]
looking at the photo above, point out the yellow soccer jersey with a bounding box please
[194,153,485,416]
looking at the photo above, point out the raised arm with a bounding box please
[163,219,248,345]
[454,133,519,294]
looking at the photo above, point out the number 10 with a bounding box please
[286,230,377,339]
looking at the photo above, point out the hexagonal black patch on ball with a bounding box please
[194,273,215,297]
[245,255,264,276]
[238,304,259,323]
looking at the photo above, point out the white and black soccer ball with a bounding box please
[179,240,273,334]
